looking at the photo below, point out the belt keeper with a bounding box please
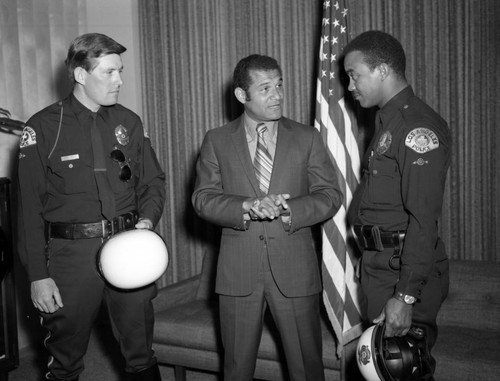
[398,231,405,247]
[118,215,124,231]
[68,224,75,239]
[45,222,51,242]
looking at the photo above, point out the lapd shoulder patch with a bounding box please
[405,128,439,153]
[20,126,37,148]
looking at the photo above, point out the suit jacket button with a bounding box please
[259,235,264,240]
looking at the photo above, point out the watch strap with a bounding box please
[393,291,416,305]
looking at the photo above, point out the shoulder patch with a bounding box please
[405,128,439,153]
[20,126,37,148]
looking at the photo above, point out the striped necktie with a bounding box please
[254,123,273,194]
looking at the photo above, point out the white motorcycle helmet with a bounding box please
[356,323,432,381]
[97,229,169,289]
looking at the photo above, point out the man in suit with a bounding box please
[192,54,343,381]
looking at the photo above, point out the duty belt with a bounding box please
[354,224,405,251]
[47,211,138,240]
[354,224,406,270]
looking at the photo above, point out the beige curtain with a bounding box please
[138,0,323,285]
[3,0,496,287]
[0,0,79,121]
[139,0,499,286]
[348,0,500,262]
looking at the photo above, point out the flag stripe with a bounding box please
[314,0,363,356]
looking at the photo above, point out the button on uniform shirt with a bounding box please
[353,86,451,297]
[17,94,166,282]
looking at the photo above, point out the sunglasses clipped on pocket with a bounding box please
[110,149,132,182]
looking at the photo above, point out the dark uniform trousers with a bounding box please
[41,237,158,380]
[360,240,449,371]
[219,252,325,381]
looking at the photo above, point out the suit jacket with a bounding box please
[192,116,343,297]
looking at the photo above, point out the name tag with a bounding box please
[61,154,80,162]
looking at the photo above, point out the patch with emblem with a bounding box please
[376,131,392,155]
[115,125,129,146]
[405,128,439,153]
[20,126,36,148]
[357,345,371,366]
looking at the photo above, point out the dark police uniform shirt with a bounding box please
[354,86,451,297]
[17,94,166,282]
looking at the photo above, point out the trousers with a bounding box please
[40,237,158,380]
[360,242,449,372]
[219,253,324,381]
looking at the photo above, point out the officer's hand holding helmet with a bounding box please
[356,323,433,381]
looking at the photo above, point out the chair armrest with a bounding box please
[153,274,202,311]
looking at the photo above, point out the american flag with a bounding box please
[314,0,364,356]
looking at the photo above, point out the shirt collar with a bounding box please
[243,113,278,140]
[68,92,111,124]
[379,86,414,114]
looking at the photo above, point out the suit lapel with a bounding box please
[230,118,261,196]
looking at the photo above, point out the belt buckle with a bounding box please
[102,220,110,239]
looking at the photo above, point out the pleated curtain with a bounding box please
[138,0,499,286]
[1,0,498,287]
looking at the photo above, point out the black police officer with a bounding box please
[343,30,451,378]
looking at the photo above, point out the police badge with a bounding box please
[115,125,129,146]
[376,131,392,155]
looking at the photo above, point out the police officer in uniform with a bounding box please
[343,31,451,377]
[17,33,165,380]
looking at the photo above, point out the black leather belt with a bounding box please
[354,224,405,251]
[47,211,138,240]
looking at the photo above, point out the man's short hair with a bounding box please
[233,54,282,93]
[344,30,406,79]
[65,33,126,83]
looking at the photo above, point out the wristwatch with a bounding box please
[393,292,416,305]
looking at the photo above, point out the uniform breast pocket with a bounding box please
[125,153,139,187]
[368,157,400,205]
[49,159,94,195]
